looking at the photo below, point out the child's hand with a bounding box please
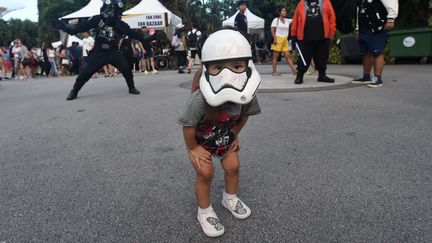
[229,138,240,152]
[189,145,212,169]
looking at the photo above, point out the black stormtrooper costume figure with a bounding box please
[53,0,159,100]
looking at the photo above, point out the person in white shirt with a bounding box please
[186,23,202,73]
[270,7,297,76]
[82,32,96,78]
[82,32,95,65]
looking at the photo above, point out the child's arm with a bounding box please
[183,126,212,168]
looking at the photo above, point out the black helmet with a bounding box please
[101,0,124,24]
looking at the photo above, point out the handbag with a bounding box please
[21,58,31,66]
[171,35,180,48]
[61,59,70,65]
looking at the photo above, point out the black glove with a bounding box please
[291,36,297,51]
[51,19,66,30]
[155,31,168,42]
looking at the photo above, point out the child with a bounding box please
[178,29,261,237]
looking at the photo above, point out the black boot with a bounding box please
[294,76,303,84]
[317,75,335,83]
[129,86,140,95]
[294,70,305,84]
[66,89,78,101]
[294,72,304,84]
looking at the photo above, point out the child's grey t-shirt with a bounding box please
[178,90,261,127]
[178,90,261,156]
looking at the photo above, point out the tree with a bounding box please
[397,0,430,28]
[0,19,39,47]
[38,0,88,42]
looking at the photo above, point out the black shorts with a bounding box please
[359,29,388,56]
[190,50,197,59]
[144,49,154,59]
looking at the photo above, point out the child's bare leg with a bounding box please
[191,159,214,208]
[221,151,240,194]
[220,151,251,219]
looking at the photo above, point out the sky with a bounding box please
[2,0,38,22]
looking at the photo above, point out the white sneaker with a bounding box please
[152,70,159,74]
[197,209,225,237]
[222,196,251,219]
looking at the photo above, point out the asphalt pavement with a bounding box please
[0,64,431,242]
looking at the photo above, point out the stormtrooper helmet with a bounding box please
[199,29,261,107]
[101,0,124,24]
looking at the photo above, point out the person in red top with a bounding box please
[291,0,336,84]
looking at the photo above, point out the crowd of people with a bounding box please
[0,28,162,81]
[0,22,206,81]
[0,0,398,90]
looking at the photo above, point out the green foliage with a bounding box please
[34,0,431,48]
[328,43,341,64]
[396,0,430,29]
[0,19,39,47]
[38,0,88,42]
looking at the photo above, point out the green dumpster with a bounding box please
[388,28,432,58]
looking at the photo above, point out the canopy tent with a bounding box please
[52,35,83,48]
[61,0,103,21]
[222,9,264,30]
[222,9,265,40]
[0,1,25,18]
[122,0,182,29]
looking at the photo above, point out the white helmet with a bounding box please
[199,29,261,107]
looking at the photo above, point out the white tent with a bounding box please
[61,0,103,20]
[0,1,25,18]
[122,0,182,29]
[52,35,83,48]
[222,9,265,30]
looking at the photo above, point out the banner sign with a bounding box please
[122,14,166,29]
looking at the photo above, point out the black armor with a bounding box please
[52,0,159,100]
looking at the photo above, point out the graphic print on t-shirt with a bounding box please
[306,0,320,18]
[196,111,240,156]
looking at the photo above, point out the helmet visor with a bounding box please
[205,60,251,94]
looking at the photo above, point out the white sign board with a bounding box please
[122,14,166,29]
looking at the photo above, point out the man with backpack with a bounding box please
[187,23,202,74]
